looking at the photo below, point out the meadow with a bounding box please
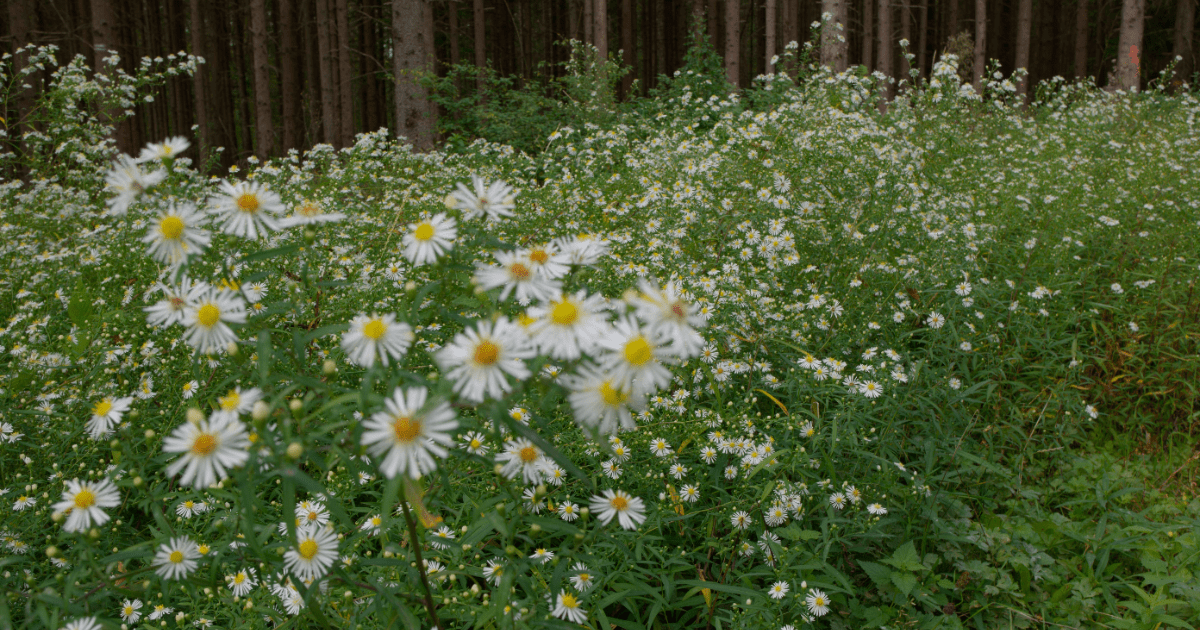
[2,43,1200,630]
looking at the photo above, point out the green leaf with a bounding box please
[257,331,274,381]
[882,541,926,572]
[890,572,918,597]
[241,243,300,263]
[67,279,94,326]
[859,561,893,589]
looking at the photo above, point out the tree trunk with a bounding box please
[8,0,37,168]
[973,0,985,93]
[91,0,129,151]
[1174,0,1196,83]
[393,0,436,150]
[764,0,776,72]
[594,0,608,60]
[250,0,274,157]
[336,0,355,146]
[584,0,594,44]
[315,0,338,145]
[900,0,910,78]
[724,0,739,87]
[450,0,461,68]
[949,0,958,35]
[280,0,301,151]
[622,0,634,95]
[1073,0,1087,78]
[475,0,485,93]
[821,0,848,71]
[1115,0,1143,90]
[190,0,209,159]
[917,0,928,77]
[1014,0,1031,99]
[878,0,893,94]
[863,0,873,72]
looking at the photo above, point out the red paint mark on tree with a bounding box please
[1130,45,1140,67]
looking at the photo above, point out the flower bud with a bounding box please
[286,442,303,459]
[289,399,303,413]
[323,359,337,375]
[186,408,204,424]
[252,400,270,421]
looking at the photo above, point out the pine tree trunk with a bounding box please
[622,0,634,95]
[91,0,127,151]
[725,0,739,87]
[336,0,355,146]
[584,0,594,43]
[1074,0,1088,77]
[917,0,928,77]
[1174,0,1196,83]
[1115,0,1143,90]
[250,0,274,157]
[594,0,608,60]
[316,0,338,145]
[450,0,461,67]
[764,0,776,72]
[475,0,486,93]
[190,0,209,159]
[949,0,958,35]
[973,0,985,93]
[863,0,873,72]
[393,0,436,150]
[1014,0,1031,98]
[820,0,848,71]
[878,0,893,94]
[900,0,910,78]
[280,0,301,151]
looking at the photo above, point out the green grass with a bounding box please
[1,47,1199,630]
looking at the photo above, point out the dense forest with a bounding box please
[2,0,1197,167]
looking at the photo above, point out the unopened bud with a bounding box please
[289,399,303,413]
[252,400,270,421]
[323,359,336,375]
[226,342,239,356]
[286,442,303,459]
[186,408,204,424]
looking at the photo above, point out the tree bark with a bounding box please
[393,0,436,150]
[863,0,873,72]
[900,0,910,78]
[594,0,608,60]
[949,0,958,35]
[878,0,893,94]
[250,0,274,157]
[725,0,739,87]
[1014,0,1031,99]
[917,0,928,77]
[1174,0,1196,83]
[475,0,485,93]
[8,0,37,155]
[337,0,355,146]
[584,0,594,44]
[821,0,848,71]
[622,0,635,95]
[450,0,461,67]
[316,0,338,145]
[765,0,776,72]
[973,0,985,93]
[280,0,301,151]
[1115,0,1143,90]
[190,0,209,159]
[1074,0,1088,78]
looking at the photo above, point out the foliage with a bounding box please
[1,45,1200,630]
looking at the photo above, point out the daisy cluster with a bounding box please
[1,52,1198,629]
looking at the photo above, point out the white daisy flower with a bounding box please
[450,175,515,221]
[552,591,588,624]
[768,581,790,599]
[162,412,251,489]
[154,536,200,580]
[142,203,210,266]
[86,395,133,440]
[627,279,707,358]
[209,180,286,239]
[495,438,545,485]
[181,286,246,354]
[137,136,190,162]
[436,317,534,403]
[119,599,143,623]
[562,363,646,435]
[805,588,831,616]
[295,500,330,528]
[281,199,346,227]
[597,316,675,396]
[402,213,457,266]
[526,290,610,360]
[589,489,647,530]
[145,277,205,327]
[226,567,257,597]
[730,510,751,530]
[570,564,596,591]
[460,431,489,455]
[213,386,263,420]
[558,501,580,521]
[473,250,561,303]
[105,154,166,215]
[283,524,339,582]
[340,313,415,368]
[523,243,570,279]
[60,617,102,630]
[680,484,700,503]
[482,558,505,585]
[53,478,120,533]
[361,386,458,479]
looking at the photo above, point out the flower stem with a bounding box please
[399,496,442,630]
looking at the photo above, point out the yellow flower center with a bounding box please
[92,399,113,417]
[670,302,686,320]
[392,416,421,443]
[307,511,319,521]
[474,340,500,365]
[550,301,578,326]
[184,501,194,509]
[159,215,185,240]
[197,544,210,555]
[623,336,652,366]
[234,574,246,584]
[529,249,548,264]
[600,381,627,406]
[169,550,184,564]
[413,222,435,241]
[560,593,579,609]
[814,596,826,606]
[469,438,482,449]
[219,391,240,411]
[509,263,531,280]
[197,303,221,328]
[610,495,629,511]
[519,446,539,463]
[191,433,218,456]
[298,201,321,217]
[74,488,96,509]
[298,539,319,560]
[236,193,260,213]
[124,606,134,615]
[363,318,388,341]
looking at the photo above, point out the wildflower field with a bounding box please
[3,46,1200,630]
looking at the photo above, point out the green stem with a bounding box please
[399,497,442,630]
